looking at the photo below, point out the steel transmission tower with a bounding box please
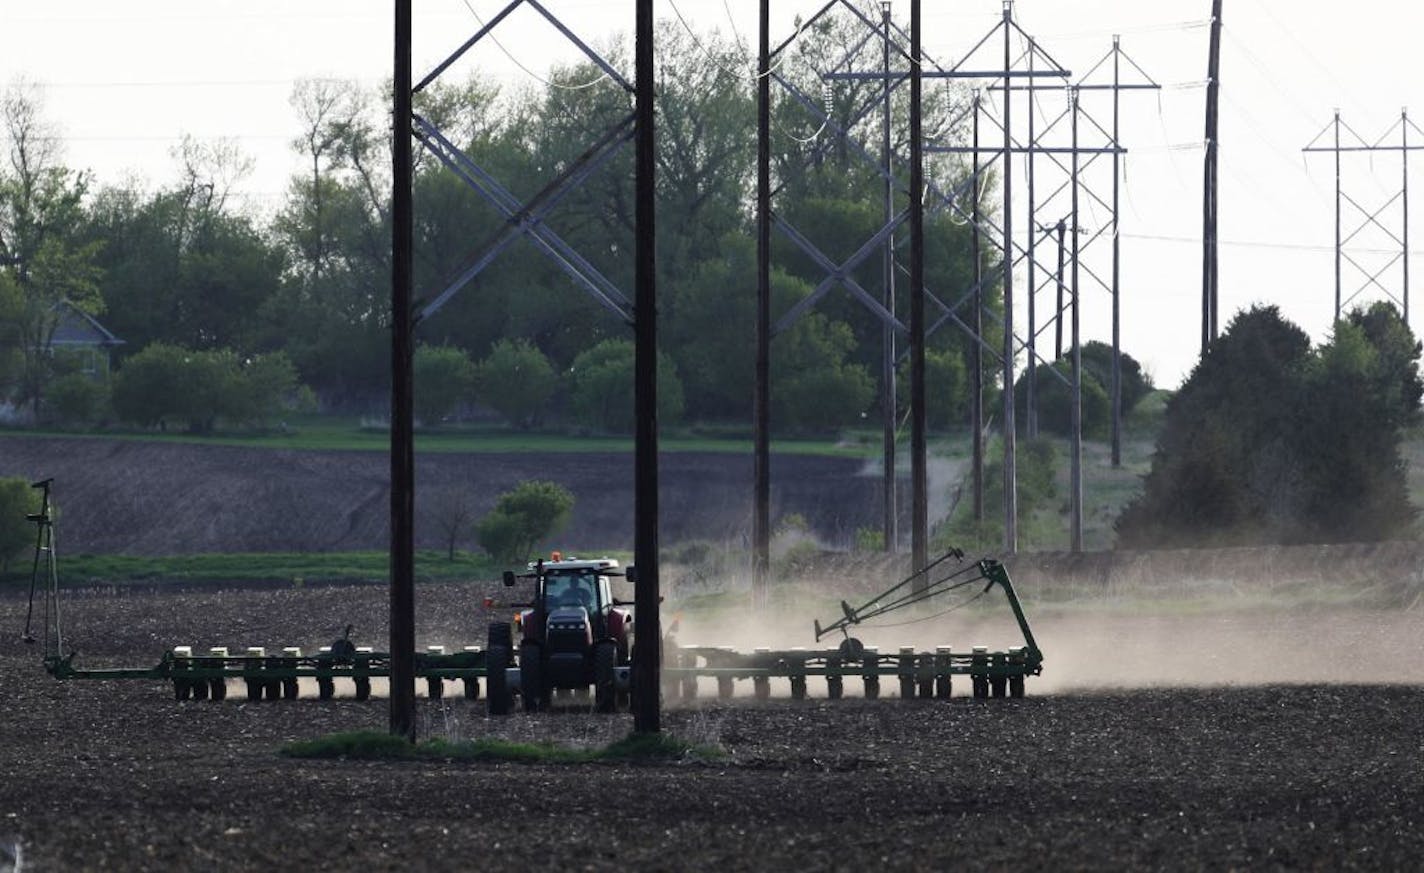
[1304,110,1424,327]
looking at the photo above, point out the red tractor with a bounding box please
[486,556,635,715]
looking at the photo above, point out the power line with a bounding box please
[1123,230,1424,256]
[458,0,611,91]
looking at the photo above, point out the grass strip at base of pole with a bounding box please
[279,730,722,764]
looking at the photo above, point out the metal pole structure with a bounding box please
[1070,87,1084,553]
[1334,109,1342,321]
[1001,1,1018,554]
[1054,220,1066,359]
[753,0,771,608]
[880,1,898,553]
[971,92,984,523]
[1304,112,1424,324]
[909,0,928,577]
[1025,45,1038,440]
[632,0,661,735]
[1110,36,1123,468]
[1202,0,1221,353]
[1404,107,1411,327]
[389,0,416,742]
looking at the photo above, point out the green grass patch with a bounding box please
[280,729,722,763]
[0,416,875,458]
[0,549,499,588]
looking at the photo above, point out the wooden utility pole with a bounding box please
[1000,2,1017,553]
[880,0,897,554]
[1201,0,1222,353]
[971,92,984,523]
[389,0,416,742]
[1110,36,1123,468]
[1070,88,1084,553]
[753,0,771,607]
[632,0,661,735]
[909,0,927,577]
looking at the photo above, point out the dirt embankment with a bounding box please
[0,436,888,555]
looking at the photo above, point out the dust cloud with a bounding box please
[667,553,1424,694]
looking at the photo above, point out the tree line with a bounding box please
[0,18,1042,436]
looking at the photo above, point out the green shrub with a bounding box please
[476,480,575,564]
[46,373,109,428]
[854,527,885,552]
[568,339,684,433]
[113,343,304,432]
[414,344,476,427]
[0,478,41,575]
[475,339,558,428]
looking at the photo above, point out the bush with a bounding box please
[854,527,885,552]
[236,352,300,428]
[897,348,969,430]
[1116,304,1421,548]
[935,436,1059,552]
[113,343,307,432]
[772,314,874,433]
[112,343,188,429]
[475,339,558,428]
[414,345,476,427]
[1014,360,1111,439]
[476,480,575,564]
[45,373,109,428]
[568,339,684,433]
[0,477,41,575]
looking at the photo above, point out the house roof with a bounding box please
[49,300,124,348]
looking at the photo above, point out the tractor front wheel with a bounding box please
[593,641,617,714]
[486,645,511,716]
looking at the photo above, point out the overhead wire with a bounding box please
[666,0,808,83]
[1121,231,1424,257]
[459,0,611,91]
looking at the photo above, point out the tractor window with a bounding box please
[545,572,596,610]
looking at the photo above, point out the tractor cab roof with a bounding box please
[527,556,620,573]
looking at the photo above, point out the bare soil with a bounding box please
[0,436,885,554]
[2,580,1421,871]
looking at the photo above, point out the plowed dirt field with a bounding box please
[2,580,1421,871]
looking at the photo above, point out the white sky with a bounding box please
[2,0,1422,390]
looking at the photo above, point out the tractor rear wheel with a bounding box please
[210,679,228,701]
[520,643,545,712]
[354,677,371,701]
[317,677,335,700]
[826,675,843,700]
[486,645,511,716]
[1009,675,1025,698]
[593,641,617,714]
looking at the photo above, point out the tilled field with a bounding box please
[1,583,1421,871]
